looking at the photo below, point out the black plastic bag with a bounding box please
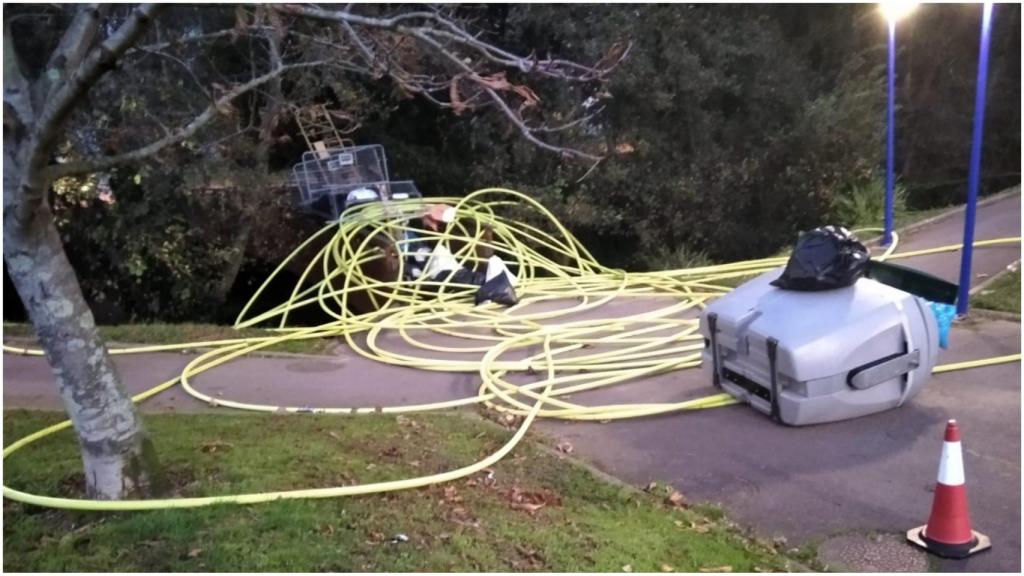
[443,267,486,287]
[770,226,869,291]
[475,272,519,306]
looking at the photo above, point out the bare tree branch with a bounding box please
[480,85,601,161]
[340,20,378,72]
[131,26,267,53]
[278,5,627,81]
[407,28,603,161]
[3,22,34,131]
[528,108,604,134]
[135,46,214,104]
[15,3,164,221]
[49,60,327,179]
[37,4,106,104]
[275,4,606,162]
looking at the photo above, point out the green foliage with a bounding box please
[972,270,1021,314]
[898,3,1021,206]
[380,5,888,267]
[833,177,909,230]
[46,108,324,323]
[3,410,793,572]
[645,245,713,271]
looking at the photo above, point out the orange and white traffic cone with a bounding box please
[907,419,991,559]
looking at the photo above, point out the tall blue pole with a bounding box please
[956,2,994,317]
[883,20,896,246]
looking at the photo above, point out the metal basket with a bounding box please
[290,144,421,221]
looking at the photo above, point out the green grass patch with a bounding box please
[2,322,335,355]
[3,410,794,572]
[972,270,1021,314]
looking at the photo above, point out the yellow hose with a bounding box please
[2,187,1020,511]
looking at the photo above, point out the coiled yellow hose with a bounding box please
[3,187,1020,510]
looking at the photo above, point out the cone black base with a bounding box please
[907,526,992,559]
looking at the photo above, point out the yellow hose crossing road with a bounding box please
[3,188,1020,511]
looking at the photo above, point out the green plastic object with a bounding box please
[864,260,959,305]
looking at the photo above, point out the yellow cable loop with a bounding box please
[2,187,1019,511]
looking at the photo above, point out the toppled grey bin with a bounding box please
[699,268,939,426]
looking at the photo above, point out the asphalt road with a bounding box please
[535,318,1020,573]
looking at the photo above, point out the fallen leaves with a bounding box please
[699,566,733,573]
[511,544,546,570]
[690,520,714,534]
[555,440,574,455]
[447,505,482,530]
[646,482,688,509]
[187,548,203,559]
[665,490,687,509]
[443,485,463,504]
[501,413,524,429]
[395,414,422,429]
[503,486,562,516]
[199,440,232,454]
[435,485,482,530]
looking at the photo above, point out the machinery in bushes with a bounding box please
[288,106,493,314]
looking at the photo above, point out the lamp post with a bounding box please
[956,2,995,317]
[879,1,918,246]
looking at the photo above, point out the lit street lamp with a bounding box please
[879,1,918,246]
[956,2,995,317]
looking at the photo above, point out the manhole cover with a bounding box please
[818,533,928,572]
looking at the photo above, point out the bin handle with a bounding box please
[847,350,920,390]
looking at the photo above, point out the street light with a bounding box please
[880,0,919,23]
[956,2,995,317]
[879,1,918,247]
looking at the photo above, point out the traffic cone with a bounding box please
[906,419,991,559]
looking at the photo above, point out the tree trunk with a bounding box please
[4,159,159,500]
[212,214,253,308]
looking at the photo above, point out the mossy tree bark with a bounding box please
[3,4,165,499]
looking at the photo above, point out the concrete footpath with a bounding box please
[878,190,1020,290]
[4,192,1020,572]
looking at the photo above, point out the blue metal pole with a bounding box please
[883,20,896,246]
[956,2,994,317]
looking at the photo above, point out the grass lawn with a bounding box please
[2,322,336,355]
[2,410,802,572]
[972,270,1021,314]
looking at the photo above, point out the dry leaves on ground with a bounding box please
[503,485,562,516]
[199,441,233,454]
